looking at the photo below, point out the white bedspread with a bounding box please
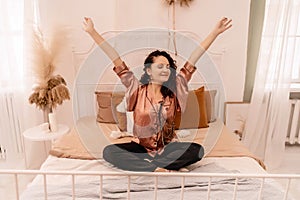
[20,156,294,200]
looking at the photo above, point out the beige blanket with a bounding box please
[50,119,265,169]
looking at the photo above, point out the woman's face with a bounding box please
[147,56,171,84]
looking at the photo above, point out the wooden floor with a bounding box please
[267,145,300,199]
[268,145,300,174]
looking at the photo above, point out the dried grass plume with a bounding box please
[28,27,70,112]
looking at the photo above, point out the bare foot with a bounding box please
[154,167,187,172]
[154,167,169,172]
[178,167,189,172]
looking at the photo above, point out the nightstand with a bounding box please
[23,124,69,169]
[23,124,69,141]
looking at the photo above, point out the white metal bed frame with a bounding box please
[1,169,299,200]
[3,30,297,200]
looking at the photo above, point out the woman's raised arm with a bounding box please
[187,17,232,65]
[83,17,123,66]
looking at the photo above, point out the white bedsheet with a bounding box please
[28,155,267,186]
[20,155,295,200]
[39,155,267,174]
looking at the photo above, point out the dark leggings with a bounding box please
[103,141,204,172]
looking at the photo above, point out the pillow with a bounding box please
[95,91,125,125]
[115,97,134,133]
[205,90,217,122]
[174,86,209,129]
[95,88,217,131]
[95,91,115,123]
[115,96,128,132]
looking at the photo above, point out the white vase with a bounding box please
[48,112,58,132]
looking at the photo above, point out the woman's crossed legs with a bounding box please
[103,141,204,172]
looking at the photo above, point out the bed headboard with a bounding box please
[73,29,226,123]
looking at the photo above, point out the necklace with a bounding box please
[145,86,166,148]
[145,87,164,128]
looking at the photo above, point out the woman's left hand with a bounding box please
[82,17,95,34]
[213,17,232,35]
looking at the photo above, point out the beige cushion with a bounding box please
[95,91,125,126]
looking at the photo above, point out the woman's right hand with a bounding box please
[82,17,95,33]
[82,16,122,66]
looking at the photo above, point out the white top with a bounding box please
[23,124,69,141]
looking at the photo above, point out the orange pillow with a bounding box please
[174,86,209,129]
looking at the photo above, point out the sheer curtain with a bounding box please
[243,0,299,170]
[0,0,25,158]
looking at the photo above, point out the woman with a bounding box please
[83,17,232,172]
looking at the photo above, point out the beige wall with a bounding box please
[27,0,251,127]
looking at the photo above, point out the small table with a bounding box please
[23,124,70,168]
[23,124,69,141]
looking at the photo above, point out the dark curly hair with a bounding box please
[140,50,177,98]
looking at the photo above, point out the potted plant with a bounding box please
[28,27,70,131]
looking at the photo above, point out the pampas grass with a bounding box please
[29,74,70,112]
[28,27,70,112]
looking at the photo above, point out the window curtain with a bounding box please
[0,0,25,158]
[0,0,24,89]
[242,0,298,170]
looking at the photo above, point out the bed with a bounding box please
[15,116,298,200]
[1,86,299,199]
[18,86,299,199]
[2,30,299,199]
